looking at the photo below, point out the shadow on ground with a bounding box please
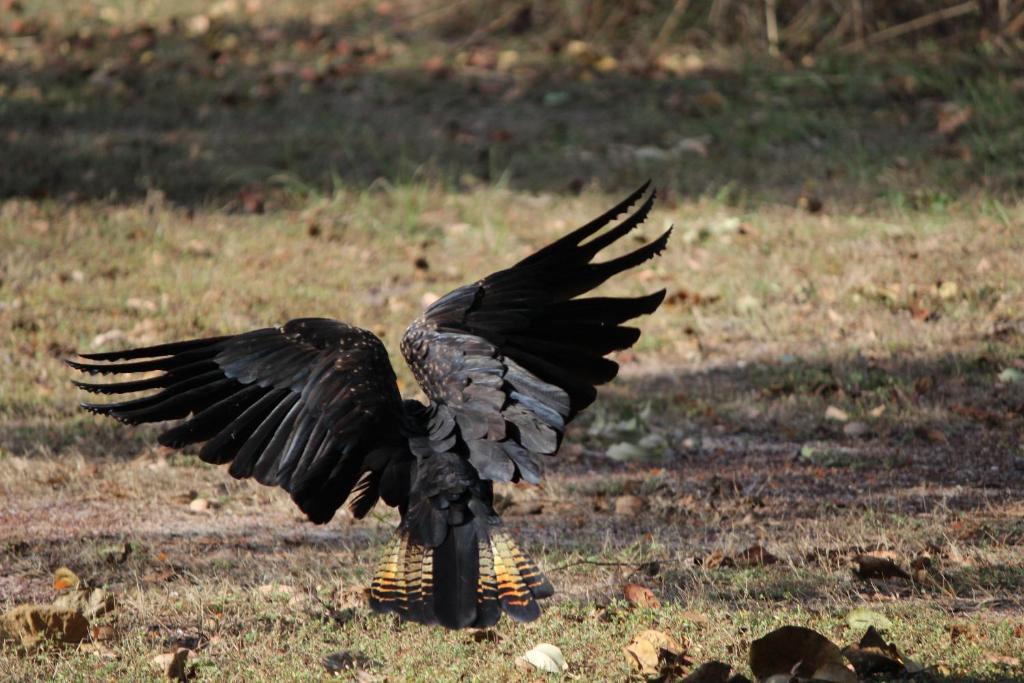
[2,13,1021,206]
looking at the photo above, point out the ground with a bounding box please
[1,1,1023,681]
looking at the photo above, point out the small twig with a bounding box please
[765,0,780,56]
[844,0,980,49]
[851,0,865,47]
[1003,6,1024,34]
[549,557,679,573]
[814,6,852,51]
[651,0,692,57]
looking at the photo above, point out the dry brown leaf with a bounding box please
[152,648,191,680]
[702,550,734,569]
[914,426,947,444]
[623,583,660,609]
[613,494,644,516]
[936,102,971,136]
[984,653,1021,668]
[623,629,688,678]
[734,545,779,568]
[824,405,849,422]
[853,555,911,581]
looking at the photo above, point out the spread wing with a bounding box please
[400,182,669,484]
[68,318,411,523]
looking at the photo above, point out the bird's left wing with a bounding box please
[68,318,411,523]
[400,183,669,485]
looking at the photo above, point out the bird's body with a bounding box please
[69,183,670,629]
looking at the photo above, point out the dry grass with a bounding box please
[2,1,1024,681]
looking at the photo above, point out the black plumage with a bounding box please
[68,183,670,629]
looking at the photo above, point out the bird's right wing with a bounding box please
[68,318,412,523]
[401,182,669,485]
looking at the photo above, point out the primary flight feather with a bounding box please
[68,182,670,629]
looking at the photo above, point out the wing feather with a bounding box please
[402,183,668,484]
[69,318,412,523]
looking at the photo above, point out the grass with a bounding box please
[2,1,1024,681]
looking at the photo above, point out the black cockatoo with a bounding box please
[68,182,670,629]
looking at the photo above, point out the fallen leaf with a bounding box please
[749,625,856,683]
[186,14,211,36]
[936,102,971,136]
[258,583,295,598]
[151,648,191,680]
[613,494,644,516]
[846,608,893,633]
[623,583,660,609]
[91,624,116,641]
[998,368,1024,384]
[237,186,265,214]
[623,629,688,678]
[853,555,910,581]
[734,545,778,568]
[914,426,947,444]
[184,240,214,257]
[606,441,648,461]
[735,294,760,314]
[188,498,210,513]
[984,653,1021,667]
[824,405,849,422]
[518,643,568,674]
[702,550,734,569]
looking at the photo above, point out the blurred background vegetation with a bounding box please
[1,0,1022,208]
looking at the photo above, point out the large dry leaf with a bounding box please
[623,583,660,608]
[623,629,687,678]
[846,607,892,632]
[749,625,856,683]
[0,604,89,649]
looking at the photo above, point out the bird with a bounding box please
[67,182,670,629]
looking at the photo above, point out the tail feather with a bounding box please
[369,524,552,629]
